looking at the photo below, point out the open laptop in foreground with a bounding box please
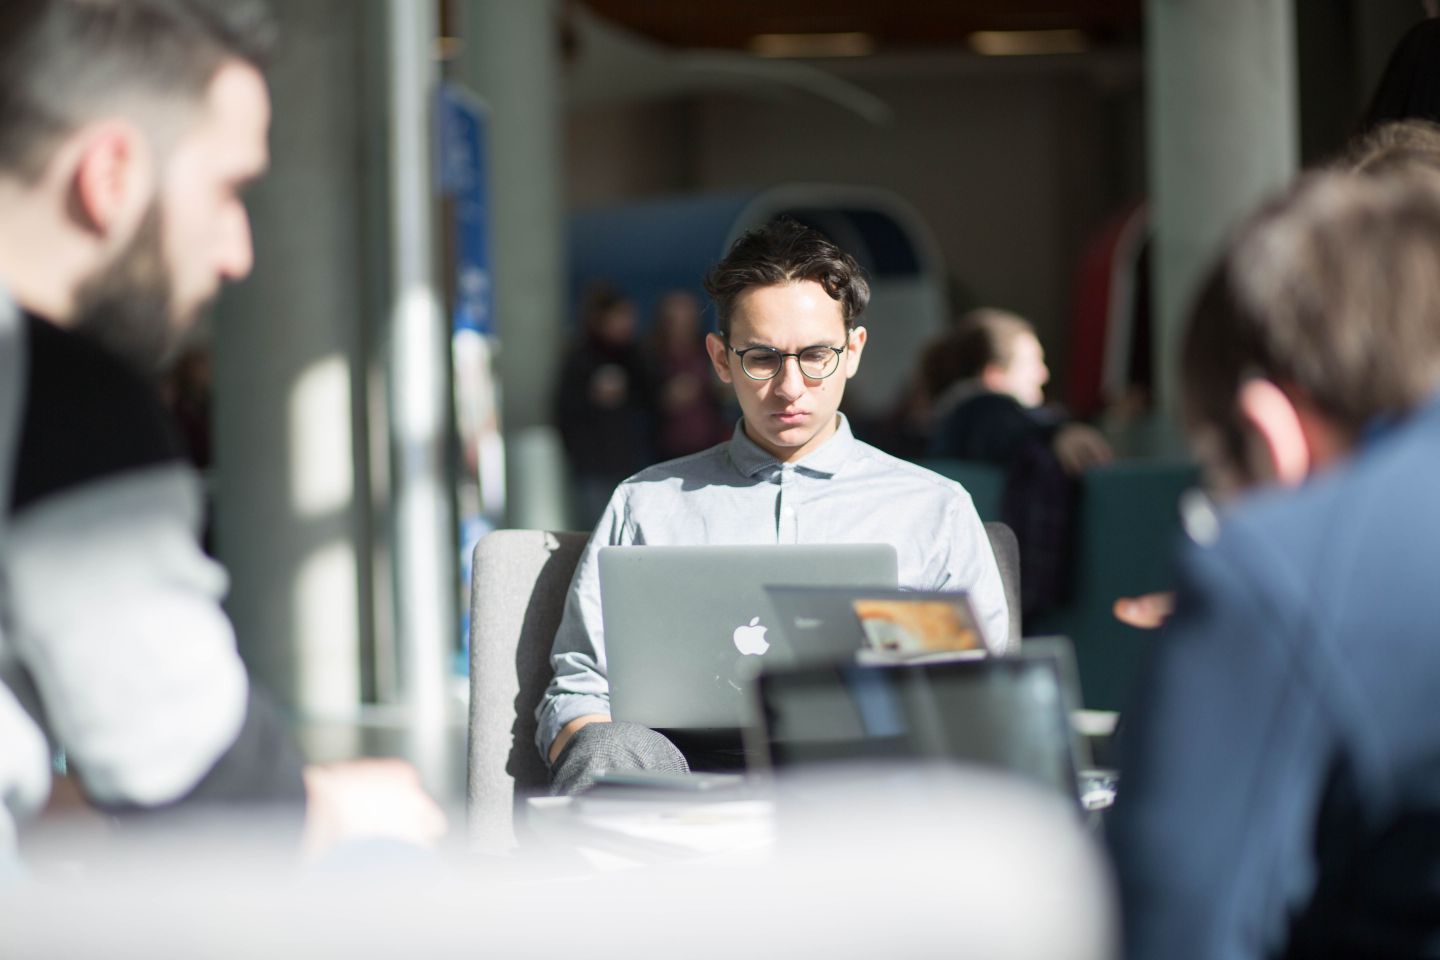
[743,639,1105,810]
[598,543,898,732]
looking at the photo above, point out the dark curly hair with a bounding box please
[703,218,870,339]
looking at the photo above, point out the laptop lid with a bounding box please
[599,543,899,730]
[764,586,989,664]
[744,651,1084,804]
[760,586,869,666]
[850,588,987,657]
[1017,635,1094,771]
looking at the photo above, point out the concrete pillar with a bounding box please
[385,0,457,729]
[212,1,377,716]
[455,0,567,525]
[1145,0,1298,416]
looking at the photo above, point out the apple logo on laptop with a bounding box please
[733,616,770,656]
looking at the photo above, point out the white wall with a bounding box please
[563,52,1144,394]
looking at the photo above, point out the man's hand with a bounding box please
[1051,423,1114,475]
[1113,592,1176,630]
[301,758,448,860]
[548,714,611,765]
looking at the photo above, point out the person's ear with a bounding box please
[705,332,734,384]
[1236,378,1310,486]
[979,361,1009,394]
[844,326,867,379]
[69,121,153,237]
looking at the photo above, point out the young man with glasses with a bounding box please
[538,218,1009,794]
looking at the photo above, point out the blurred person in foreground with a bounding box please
[1108,170,1440,959]
[538,219,1009,795]
[925,309,1112,619]
[1112,117,1440,632]
[0,0,443,862]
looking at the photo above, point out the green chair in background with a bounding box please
[919,458,1006,523]
[1031,459,1199,712]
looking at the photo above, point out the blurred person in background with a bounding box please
[1110,171,1440,960]
[555,283,657,528]
[647,289,728,461]
[924,309,1111,619]
[0,0,443,863]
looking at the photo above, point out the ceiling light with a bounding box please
[748,32,876,59]
[968,29,1089,57]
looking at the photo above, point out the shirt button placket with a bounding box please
[777,464,799,544]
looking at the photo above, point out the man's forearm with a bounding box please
[548,714,611,765]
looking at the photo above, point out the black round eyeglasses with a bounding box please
[727,343,847,381]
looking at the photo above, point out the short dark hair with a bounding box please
[0,0,277,182]
[703,218,870,339]
[921,309,1036,399]
[1182,172,1440,469]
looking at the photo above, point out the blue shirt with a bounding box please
[536,414,1011,758]
[1109,394,1440,959]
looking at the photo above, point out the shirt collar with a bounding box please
[726,413,857,478]
[1363,388,1440,448]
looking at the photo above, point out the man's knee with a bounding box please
[548,721,688,796]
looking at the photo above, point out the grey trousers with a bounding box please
[548,721,689,796]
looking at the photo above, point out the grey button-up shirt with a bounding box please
[535,415,1010,759]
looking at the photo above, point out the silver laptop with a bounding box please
[599,543,899,730]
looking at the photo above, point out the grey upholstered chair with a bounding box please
[466,529,588,854]
[465,522,1021,854]
[985,519,1023,651]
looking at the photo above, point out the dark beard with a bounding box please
[70,203,180,376]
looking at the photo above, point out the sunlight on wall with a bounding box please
[393,283,454,724]
[294,540,361,715]
[289,353,360,715]
[289,355,355,518]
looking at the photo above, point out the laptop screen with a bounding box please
[749,656,1080,802]
[599,543,899,730]
[765,586,988,663]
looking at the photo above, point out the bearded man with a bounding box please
[0,0,443,859]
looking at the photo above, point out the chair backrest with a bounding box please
[1028,459,1196,710]
[466,522,1019,853]
[467,529,588,854]
[984,520,1022,650]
